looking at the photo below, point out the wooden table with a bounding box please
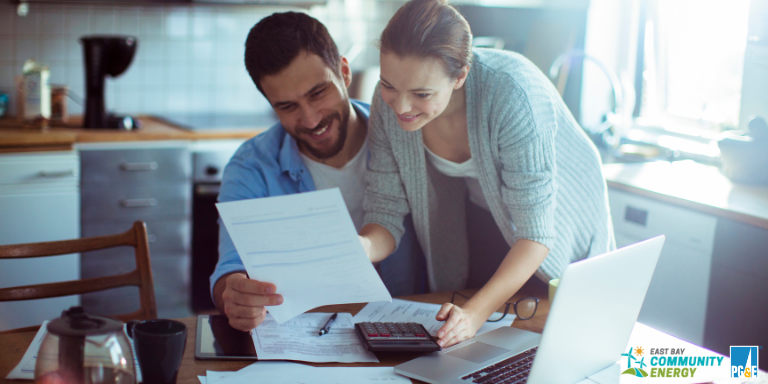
[0,288,550,384]
[1,286,757,384]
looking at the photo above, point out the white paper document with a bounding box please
[252,313,378,363]
[6,321,47,380]
[216,188,392,323]
[205,370,236,384]
[205,361,410,384]
[353,299,515,337]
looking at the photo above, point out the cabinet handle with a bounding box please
[38,170,76,178]
[624,206,648,226]
[120,198,158,208]
[195,184,220,195]
[120,162,158,172]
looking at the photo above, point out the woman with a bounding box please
[359,0,614,348]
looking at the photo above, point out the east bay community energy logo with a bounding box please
[620,346,724,378]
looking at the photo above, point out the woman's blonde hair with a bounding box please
[379,0,473,79]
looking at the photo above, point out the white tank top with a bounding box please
[300,140,368,231]
[423,145,490,211]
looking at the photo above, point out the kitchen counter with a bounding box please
[0,116,268,151]
[603,160,768,231]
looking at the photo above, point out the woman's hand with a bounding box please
[435,303,484,348]
[359,224,397,263]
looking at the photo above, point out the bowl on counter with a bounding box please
[718,116,768,185]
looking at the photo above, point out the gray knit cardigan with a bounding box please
[363,48,615,293]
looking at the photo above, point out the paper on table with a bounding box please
[6,321,142,382]
[352,299,515,337]
[252,313,378,363]
[6,321,48,380]
[205,371,237,384]
[211,361,410,384]
[216,188,391,324]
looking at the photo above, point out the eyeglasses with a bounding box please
[451,291,540,322]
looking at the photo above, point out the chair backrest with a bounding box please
[0,221,157,322]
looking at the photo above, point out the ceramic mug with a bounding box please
[127,319,187,384]
[548,278,560,304]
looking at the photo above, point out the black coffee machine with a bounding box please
[81,35,140,129]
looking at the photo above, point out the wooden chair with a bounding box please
[0,221,157,324]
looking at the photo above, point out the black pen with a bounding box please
[318,313,338,336]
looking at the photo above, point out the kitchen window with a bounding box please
[634,0,751,138]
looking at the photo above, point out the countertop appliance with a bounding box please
[191,140,246,312]
[81,35,139,129]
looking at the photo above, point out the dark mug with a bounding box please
[127,319,187,384]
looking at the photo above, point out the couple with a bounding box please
[211,0,614,349]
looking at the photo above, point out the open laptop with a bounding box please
[395,235,666,384]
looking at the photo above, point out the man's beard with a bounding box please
[292,104,350,160]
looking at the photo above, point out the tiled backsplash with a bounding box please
[0,0,400,118]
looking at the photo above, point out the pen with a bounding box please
[318,313,338,336]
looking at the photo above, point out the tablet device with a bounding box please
[195,314,258,360]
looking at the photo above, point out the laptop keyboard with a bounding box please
[461,346,538,384]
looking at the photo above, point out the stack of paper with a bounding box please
[252,313,378,363]
[199,362,411,384]
[247,301,514,364]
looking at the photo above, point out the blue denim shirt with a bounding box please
[210,100,426,300]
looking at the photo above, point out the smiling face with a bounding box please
[379,53,468,132]
[260,51,352,160]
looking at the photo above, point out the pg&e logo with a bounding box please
[731,346,759,379]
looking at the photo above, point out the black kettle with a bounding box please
[34,307,136,384]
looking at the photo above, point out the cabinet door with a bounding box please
[609,188,716,346]
[0,189,80,331]
[705,218,768,367]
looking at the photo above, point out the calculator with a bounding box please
[354,322,442,353]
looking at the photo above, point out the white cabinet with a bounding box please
[609,188,717,346]
[0,151,80,331]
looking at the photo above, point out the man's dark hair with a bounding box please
[244,12,342,96]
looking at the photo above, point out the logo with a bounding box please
[731,346,759,379]
[621,346,649,377]
[621,346,724,378]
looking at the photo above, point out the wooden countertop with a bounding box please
[0,116,268,151]
[603,160,768,231]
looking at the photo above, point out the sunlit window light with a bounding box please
[638,0,750,132]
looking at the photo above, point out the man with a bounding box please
[210,12,425,332]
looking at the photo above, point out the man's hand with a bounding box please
[217,272,283,331]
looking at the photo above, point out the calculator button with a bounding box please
[415,333,425,337]
[368,333,379,337]
[380,333,391,337]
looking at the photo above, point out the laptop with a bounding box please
[395,235,666,384]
